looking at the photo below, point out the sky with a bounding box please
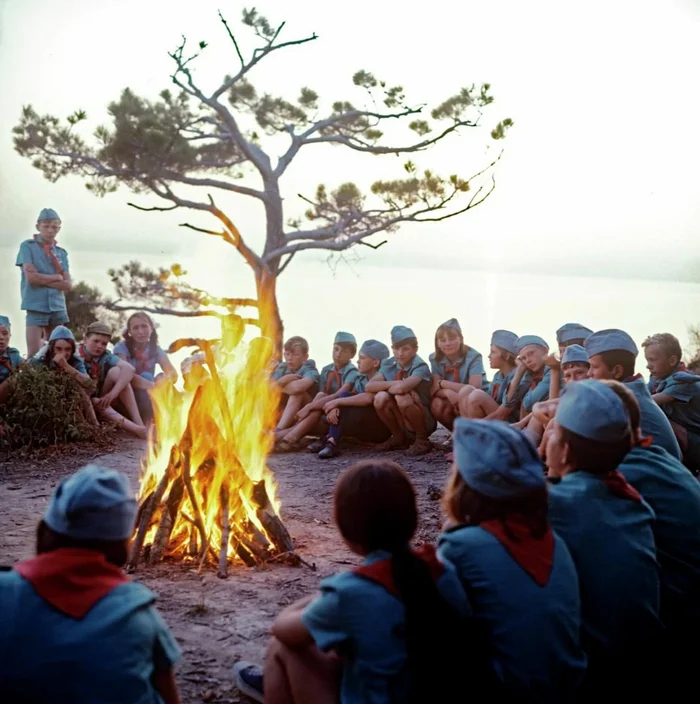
[0,0,699,360]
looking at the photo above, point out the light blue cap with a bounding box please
[0,315,10,330]
[491,330,518,355]
[334,331,357,346]
[555,379,630,442]
[557,324,593,344]
[49,325,75,342]
[391,325,416,345]
[438,318,462,334]
[584,329,638,358]
[453,418,545,499]
[516,335,548,354]
[561,344,589,366]
[44,464,137,541]
[360,339,390,361]
[38,208,61,222]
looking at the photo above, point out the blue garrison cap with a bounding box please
[334,331,357,346]
[556,379,630,442]
[44,464,137,541]
[557,324,593,345]
[391,325,416,345]
[516,335,548,354]
[360,339,390,361]
[561,344,589,366]
[438,318,462,334]
[0,315,10,330]
[453,418,545,499]
[491,330,518,355]
[49,325,75,342]
[37,208,61,222]
[584,329,638,358]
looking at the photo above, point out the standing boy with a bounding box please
[585,329,682,460]
[643,332,700,475]
[0,316,23,405]
[366,325,435,455]
[16,208,72,357]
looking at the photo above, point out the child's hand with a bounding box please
[389,382,405,395]
[515,358,528,373]
[326,408,340,425]
[53,352,68,369]
[533,399,559,426]
[95,391,118,411]
[544,353,560,369]
[323,400,338,414]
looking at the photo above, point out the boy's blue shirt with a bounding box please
[319,361,359,395]
[272,359,320,385]
[15,238,70,313]
[0,348,23,383]
[78,345,121,395]
[651,370,700,435]
[522,366,557,413]
[379,354,432,408]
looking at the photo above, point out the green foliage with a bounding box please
[687,325,700,373]
[491,118,514,140]
[0,366,111,449]
[65,281,124,342]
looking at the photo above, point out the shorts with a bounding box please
[25,310,69,327]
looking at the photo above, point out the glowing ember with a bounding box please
[127,314,294,576]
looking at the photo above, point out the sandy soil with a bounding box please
[0,431,451,703]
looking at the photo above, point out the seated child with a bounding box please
[0,464,181,702]
[232,460,471,704]
[113,312,177,424]
[30,325,98,425]
[643,332,700,476]
[0,316,23,405]
[560,344,590,384]
[366,326,435,456]
[545,380,663,698]
[272,335,321,434]
[439,419,586,699]
[556,323,593,356]
[429,318,487,430]
[78,321,147,439]
[316,340,392,459]
[275,332,358,452]
[508,335,557,424]
[584,329,682,460]
[461,329,520,422]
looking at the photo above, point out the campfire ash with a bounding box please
[127,316,295,577]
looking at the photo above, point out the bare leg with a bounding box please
[276,393,309,432]
[264,637,340,704]
[374,392,404,437]
[26,325,44,358]
[284,411,324,444]
[396,393,429,439]
[82,392,98,425]
[670,420,689,454]
[97,405,147,439]
[466,389,499,419]
[430,396,455,430]
[102,367,145,425]
[443,388,461,418]
[457,384,477,417]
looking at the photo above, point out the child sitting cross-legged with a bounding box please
[232,459,474,704]
[366,326,436,456]
[0,464,181,702]
[315,340,392,459]
[276,333,358,453]
[0,315,23,406]
[78,321,147,439]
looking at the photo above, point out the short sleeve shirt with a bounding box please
[522,367,555,413]
[113,341,165,379]
[272,359,321,386]
[78,345,120,394]
[429,347,488,388]
[653,371,700,435]
[379,354,432,408]
[15,238,70,313]
[319,361,359,395]
[352,373,373,394]
[490,369,514,406]
[0,348,23,383]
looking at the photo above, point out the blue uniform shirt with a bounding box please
[319,361,359,395]
[272,359,320,387]
[548,471,662,658]
[625,377,682,459]
[618,445,700,623]
[301,550,469,704]
[438,526,586,700]
[15,238,70,313]
[30,345,88,375]
[78,345,120,395]
[429,347,488,389]
[0,571,181,704]
[489,369,513,406]
[652,371,700,435]
[113,341,167,380]
[379,354,432,408]
[522,367,556,413]
[352,372,374,394]
[0,347,23,383]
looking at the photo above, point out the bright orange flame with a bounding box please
[135,314,284,568]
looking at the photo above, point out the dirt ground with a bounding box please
[0,431,452,703]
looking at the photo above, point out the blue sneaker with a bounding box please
[233,661,264,702]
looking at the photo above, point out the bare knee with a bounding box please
[374,391,391,409]
[394,393,414,411]
[468,389,489,408]
[458,384,476,400]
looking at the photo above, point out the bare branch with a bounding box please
[358,240,388,250]
[90,300,222,319]
[218,10,245,67]
[127,202,179,213]
[160,170,266,201]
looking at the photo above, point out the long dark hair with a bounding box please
[334,460,471,702]
[123,312,159,359]
[433,324,468,362]
[43,338,76,367]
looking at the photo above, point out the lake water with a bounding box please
[1,245,699,377]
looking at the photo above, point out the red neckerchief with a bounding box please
[14,548,129,619]
[623,373,643,383]
[0,354,14,375]
[33,234,64,276]
[395,368,408,381]
[529,370,544,390]
[354,544,444,597]
[481,514,554,587]
[325,368,342,394]
[603,470,642,502]
[490,382,501,400]
[131,344,153,376]
[78,344,101,382]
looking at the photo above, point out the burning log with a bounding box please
[253,480,294,554]
[217,487,231,578]
[148,478,184,565]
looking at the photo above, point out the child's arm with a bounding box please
[366,373,393,393]
[485,404,514,421]
[272,595,316,647]
[157,351,178,382]
[430,374,442,397]
[324,393,375,412]
[22,263,63,287]
[652,392,676,406]
[284,377,315,395]
[306,382,354,410]
[276,373,303,388]
[388,375,422,395]
[152,668,180,704]
[95,360,135,411]
[506,361,528,403]
[544,355,561,400]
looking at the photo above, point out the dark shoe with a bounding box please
[318,441,340,459]
[307,438,326,453]
[232,661,264,702]
[375,434,408,452]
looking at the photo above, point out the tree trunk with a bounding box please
[255,269,283,356]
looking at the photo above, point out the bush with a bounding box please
[0,366,112,449]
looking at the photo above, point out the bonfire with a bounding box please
[126,314,294,577]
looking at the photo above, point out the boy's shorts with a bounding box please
[25,310,69,327]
